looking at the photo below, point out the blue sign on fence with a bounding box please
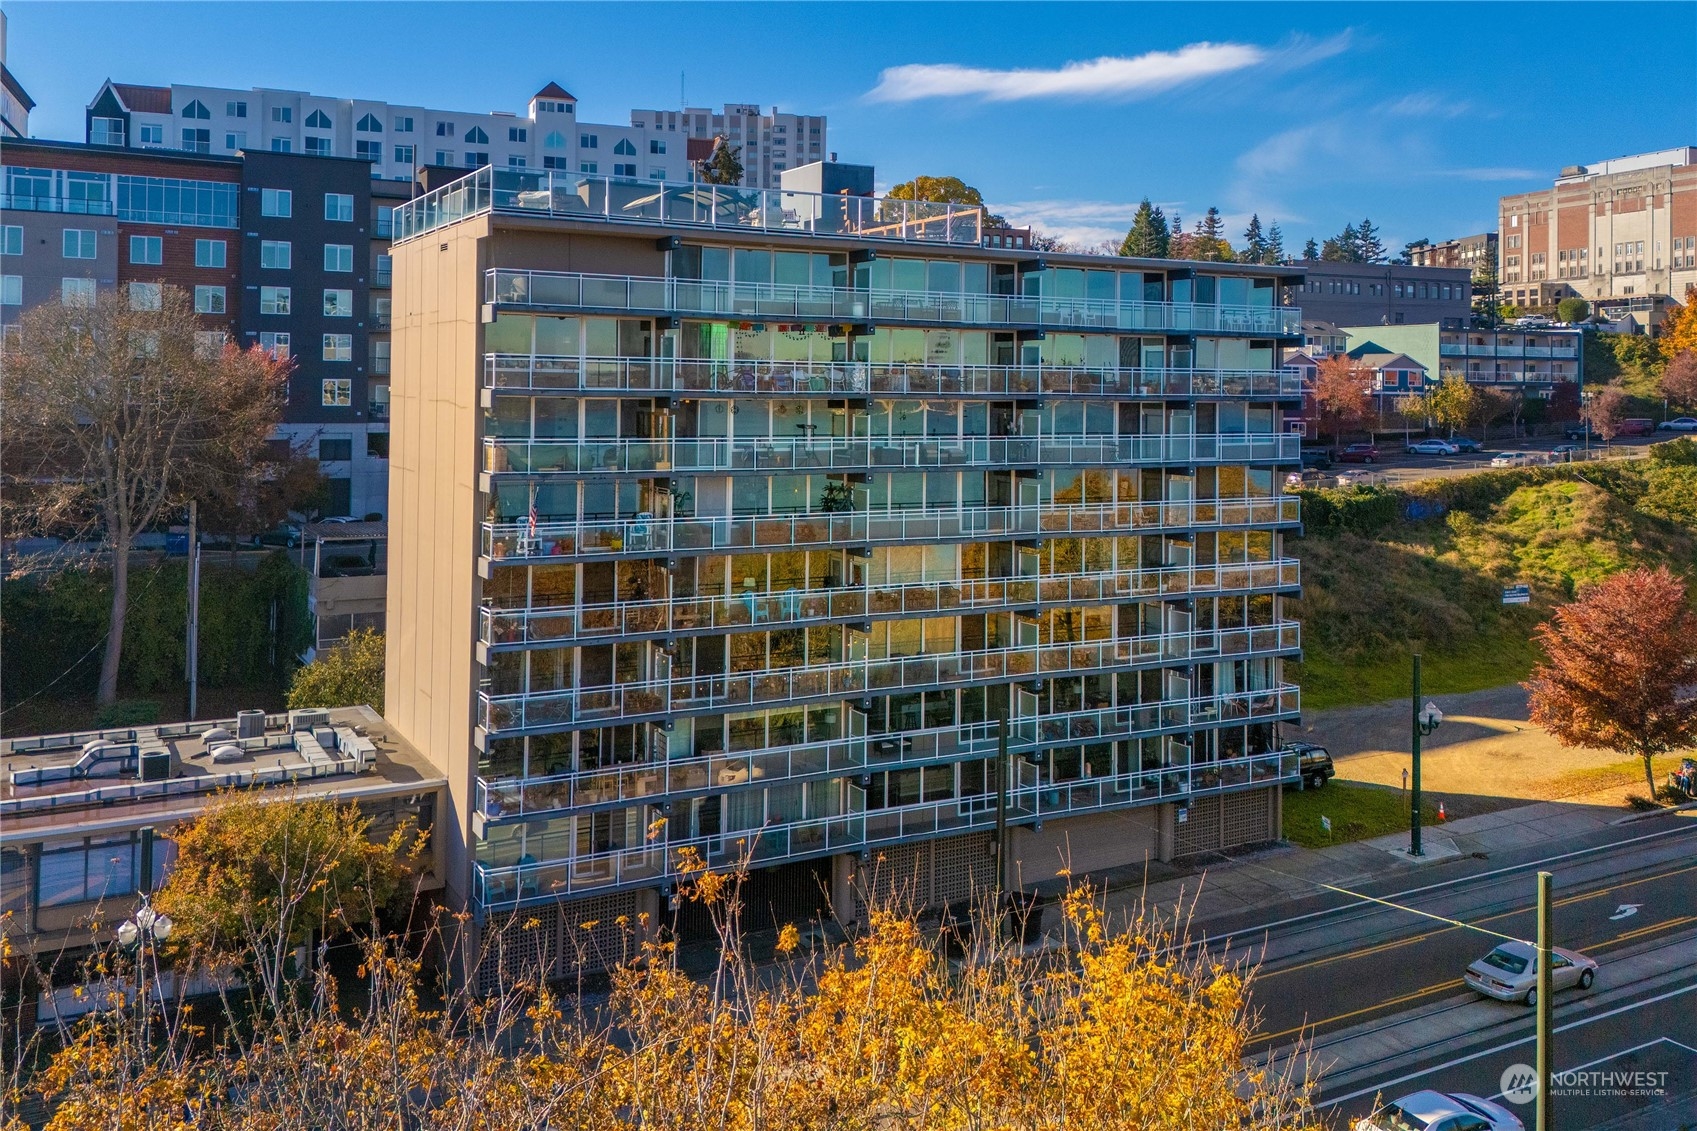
[1503,584,1531,605]
[164,533,189,556]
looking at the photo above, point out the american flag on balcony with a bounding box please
[527,483,538,540]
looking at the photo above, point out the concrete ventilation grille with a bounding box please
[852,832,992,919]
[475,891,640,993]
[1222,789,1271,848]
[1175,796,1222,858]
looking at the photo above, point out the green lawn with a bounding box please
[1283,781,1435,848]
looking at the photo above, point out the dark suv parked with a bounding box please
[1287,741,1335,789]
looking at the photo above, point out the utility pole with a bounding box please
[186,499,201,720]
[1410,653,1424,856]
[1536,870,1553,1131]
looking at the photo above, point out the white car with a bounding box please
[1464,939,1597,1005]
[1407,439,1460,456]
[1658,417,1697,432]
[1490,451,1535,468]
[1354,1090,1523,1131]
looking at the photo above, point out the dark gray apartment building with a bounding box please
[1287,260,1473,330]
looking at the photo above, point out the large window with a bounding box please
[61,277,97,305]
[261,188,292,217]
[394,144,415,165]
[37,837,143,908]
[1,275,21,305]
[62,229,97,259]
[128,282,162,310]
[324,244,354,272]
[259,331,291,357]
[260,240,291,269]
[323,288,353,317]
[1,226,22,256]
[323,333,352,361]
[181,128,211,153]
[129,234,162,265]
[194,285,226,314]
[322,378,353,406]
[116,176,239,228]
[194,238,226,268]
[324,193,354,221]
[260,285,291,315]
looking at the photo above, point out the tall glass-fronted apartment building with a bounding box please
[389,167,1307,975]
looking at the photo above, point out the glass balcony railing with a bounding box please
[475,685,1301,824]
[482,355,1307,399]
[486,270,1303,336]
[483,432,1300,477]
[483,497,1302,562]
[471,745,1301,907]
[478,624,1301,734]
[481,560,1301,648]
[0,194,116,216]
[395,165,984,247]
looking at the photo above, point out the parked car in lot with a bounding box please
[1450,435,1483,452]
[1489,451,1540,468]
[1407,439,1460,456]
[1658,416,1697,432]
[257,523,303,549]
[1287,741,1335,789]
[1563,422,1599,442]
[1619,418,1655,437]
[1299,446,1335,470]
[1549,443,1582,461]
[1337,443,1381,464]
[1354,1089,1524,1131]
[1464,938,1596,1005]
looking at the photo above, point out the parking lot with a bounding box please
[1292,432,1673,489]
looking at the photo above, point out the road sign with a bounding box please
[1503,584,1531,605]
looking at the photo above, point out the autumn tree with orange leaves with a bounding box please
[1525,566,1697,794]
[1310,354,1373,441]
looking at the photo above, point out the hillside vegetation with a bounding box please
[1290,441,1697,709]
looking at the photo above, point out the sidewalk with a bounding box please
[1065,798,1647,936]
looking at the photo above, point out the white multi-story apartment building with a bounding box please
[85,81,824,190]
[1498,147,1697,310]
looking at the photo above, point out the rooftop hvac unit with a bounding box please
[236,710,267,739]
[140,747,175,782]
[289,708,331,733]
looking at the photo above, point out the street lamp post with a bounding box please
[1409,654,1444,857]
[117,894,173,1046]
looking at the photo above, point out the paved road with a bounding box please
[1300,432,1670,488]
[1210,810,1697,1126]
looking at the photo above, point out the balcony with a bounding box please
[396,165,983,247]
[482,355,1306,400]
[486,270,1304,337]
[477,623,1302,733]
[482,497,1302,563]
[373,268,393,289]
[470,745,1300,907]
[480,560,1301,649]
[475,686,1301,824]
[481,432,1301,478]
[0,193,115,216]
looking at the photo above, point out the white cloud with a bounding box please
[866,42,1267,103]
[1445,166,1540,181]
[1378,92,1472,118]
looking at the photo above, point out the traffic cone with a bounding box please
[1437,801,1447,822]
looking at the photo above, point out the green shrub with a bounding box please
[95,699,162,728]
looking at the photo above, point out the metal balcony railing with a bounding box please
[0,194,115,216]
[396,165,983,247]
[485,270,1304,336]
[482,355,1307,399]
[482,497,1302,562]
[474,686,1301,823]
[471,746,1300,907]
[480,560,1300,648]
[483,433,1300,477]
[478,623,1301,733]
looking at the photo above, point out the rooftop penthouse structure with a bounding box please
[387,166,1310,980]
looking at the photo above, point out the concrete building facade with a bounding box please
[1498,147,1697,310]
[1409,232,1496,274]
[87,81,823,191]
[386,165,1309,981]
[1339,323,1583,392]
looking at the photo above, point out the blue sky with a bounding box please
[9,2,1695,253]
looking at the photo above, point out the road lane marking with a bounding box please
[1190,820,1697,953]
[1253,978,1466,1046]
[1319,981,1697,1108]
[1610,904,1641,920]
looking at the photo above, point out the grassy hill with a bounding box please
[1289,443,1697,709]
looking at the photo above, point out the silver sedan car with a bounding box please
[1464,939,1597,1005]
[1355,1089,1523,1131]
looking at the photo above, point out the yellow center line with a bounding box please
[1259,862,1697,979]
[1253,978,1466,1046]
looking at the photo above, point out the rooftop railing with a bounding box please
[483,356,1306,400]
[0,193,115,216]
[478,623,1301,734]
[481,560,1300,648]
[486,270,1304,336]
[482,432,1300,477]
[471,746,1299,908]
[483,497,1302,563]
[474,686,1300,823]
[395,165,983,247]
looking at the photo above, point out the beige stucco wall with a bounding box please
[387,218,489,906]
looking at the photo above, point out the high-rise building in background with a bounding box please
[1409,232,1497,275]
[86,81,824,191]
[386,163,1308,984]
[0,10,35,138]
[1498,147,1697,312]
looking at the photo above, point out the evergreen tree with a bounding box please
[1266,222,1286,264]
[1357,217,1387,263]
[1302,237,1320,260]
[1240,214,1267,264]
[1322,223,1362,262]
[1397,238,1430,266]
[701,138,745,185]
[1119,198,1171,258]
[1199,206,1226,242]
